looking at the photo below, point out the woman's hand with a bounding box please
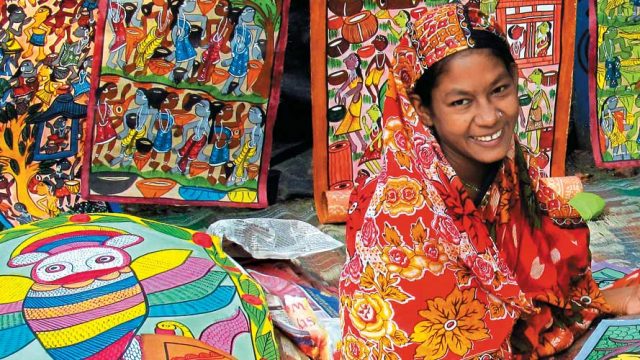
[601,285,640,315]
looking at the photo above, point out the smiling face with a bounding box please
[411,49,519,177]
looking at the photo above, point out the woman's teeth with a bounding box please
[473,129,502,142]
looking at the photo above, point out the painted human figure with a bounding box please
[110,88,158,166]
[148,91,180,172]
[365,35,391,105]
[9,203,33,225]
[600,27,631,89]
[358,105,383,175]
[507,24,525,59]
[173,95,212,174]
[0,175,15,204]
[601,96,632,161]
[22,6,51,61]
[205,102,234,185]
[93,82,120,166]
[228,105,265,186]
[53,25,91,80]
[106,0,128,69]
[1,4,29,70]
[221,6,263,96]
[524,69,551,153]
[47,159,74,207]
[42,118,70,153]
[35,65,56,105]
[535,21,552,57]
[167,0,207,81]
[10,60,38,109]
[197,0,233,84]
[43,0,79,53]
[631,0,640,21]
[128,0,172,76]
[386,10,409,41]
[335,53,367,150]
[0,49,12,77]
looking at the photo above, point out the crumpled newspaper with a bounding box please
[207,218,344,259]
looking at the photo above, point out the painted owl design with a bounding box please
[0,224,243,359]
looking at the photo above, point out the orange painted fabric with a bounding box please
[338,4,610,359]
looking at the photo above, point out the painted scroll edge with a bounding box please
[80,0,293,208]
[310,0,331,223]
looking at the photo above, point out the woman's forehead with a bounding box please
[435,50,510,91]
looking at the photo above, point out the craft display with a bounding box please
[589,0,640,168]
[311,0,577,223]
[0,213,278,359]
[82,0,290,207]
[0,0,111,228]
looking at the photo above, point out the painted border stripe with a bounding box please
[28,293,145,332]
[37,302,146,348]
[24,275,138,308]
[25,285,141,320]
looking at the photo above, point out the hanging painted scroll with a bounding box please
[311,0,577,223]
[0,0,112,229]
[82,0,290,207]
[589,0,640,168]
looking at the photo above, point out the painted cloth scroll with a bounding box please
[589,0,640,168]
[311,0,576,223]
[0,213,278,359]
[83,0,289,207]
[0,0,111,228]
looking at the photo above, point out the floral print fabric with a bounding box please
[338,5,610,359]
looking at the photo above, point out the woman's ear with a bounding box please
[409,93,433,127]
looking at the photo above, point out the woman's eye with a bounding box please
[450,99,470,107]
[493,85,509,94]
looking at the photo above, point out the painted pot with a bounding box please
[152,47,172,59]
[327,70,348,86]
[247,164,259,180]
[542,70,558,87]
[173,67,188,84]
[327,0,363,17]
[136,178,177,198]
[327,38,349,58]
[328,16,343,30]
[123,3,138,25]
[89,171,139,195]
[189,161,209,176]
[210,68,230,84]
[328,105,346,123]
[148,59,174,76]
[135,137,153,154]
[377,0,420,9]
[357,44,375,58]
[197,0,217,15]
[342,11,378,44]
[179,186,227,201]
[246,60,263,89]
[125,27,145,60]
[189,25,204,48]
[519,94,532,106]
[227,188,257,203]
[133,151,151,170]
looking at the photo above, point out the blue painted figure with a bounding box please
[221,6,262,96]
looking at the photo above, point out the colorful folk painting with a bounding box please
[589,0,640,168]
[0,213,278,359]
[574,319,640,359]
[0,0,113,228]
[310,0,576,223]
[82,0,290,207]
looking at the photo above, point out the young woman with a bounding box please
[339,4,640,359]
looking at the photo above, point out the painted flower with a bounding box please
[382,245,427,280]
[411,288,490,358]
[416,240,448,275]
[382,177,425,216]
[383,118,413,153]
[341,334,371,360]
[350,293,395,340]
[345,255,363,282]
[414,136,436,171]
[439,216,461,243]
[360,217,379,247]
[471,256,495,284]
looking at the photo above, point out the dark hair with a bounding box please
[94,82,116,98]
[207,101,228,143]
[412,29,515,109]
[250,105,266,127]
[168,0,185,30]
[145,88,169,110]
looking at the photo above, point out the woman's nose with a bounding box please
[474,100,500,127]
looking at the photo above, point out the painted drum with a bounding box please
[327,0,363,17]
[342,11,378,44]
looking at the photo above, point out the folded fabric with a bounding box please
[569,192,607,221]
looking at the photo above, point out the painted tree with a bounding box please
[0,105,47,219]
[231,0,282,99]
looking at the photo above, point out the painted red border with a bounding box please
[588,0,640,169]
[81,0,291,208]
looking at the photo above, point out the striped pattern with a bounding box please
[23,271,146,359]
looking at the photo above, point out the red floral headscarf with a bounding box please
[339,4,610,359]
